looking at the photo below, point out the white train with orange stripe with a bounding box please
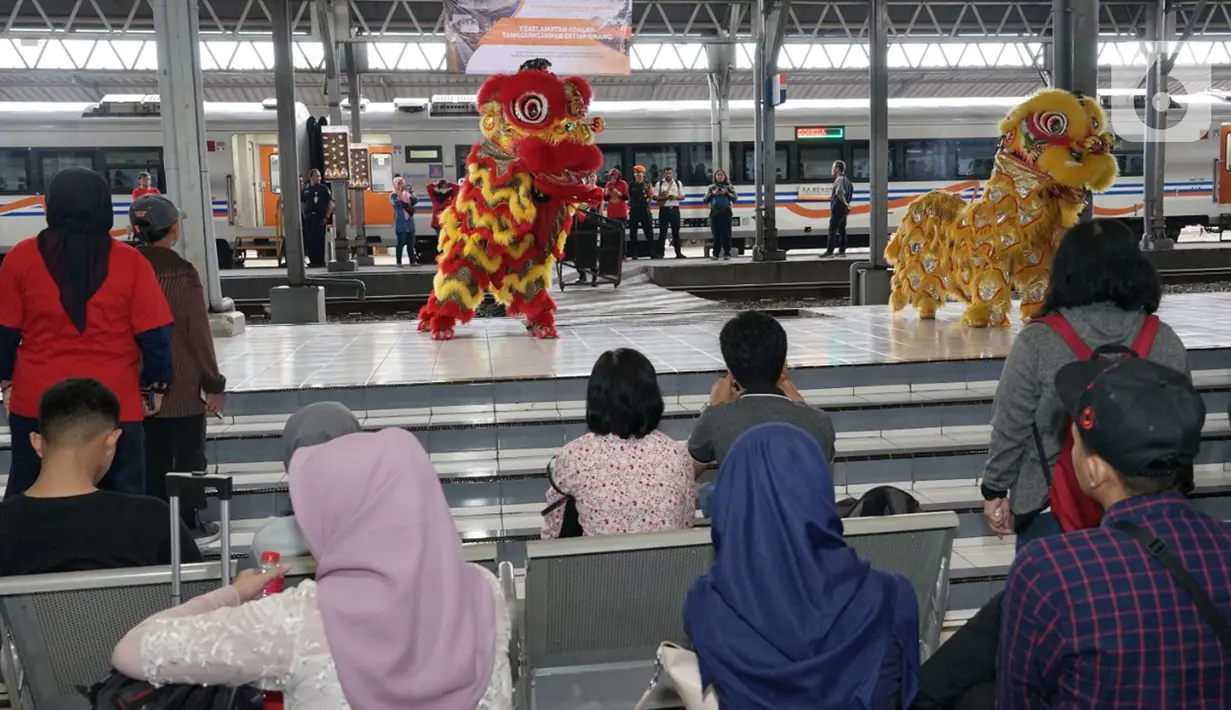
[1,94,1229,258]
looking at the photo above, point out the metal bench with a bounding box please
[521,511,959,710]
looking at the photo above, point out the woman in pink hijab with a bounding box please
[112,428,512,710]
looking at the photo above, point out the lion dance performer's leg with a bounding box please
[884,191,966,320]
[417,216,488,341]
[1014,243,1054,322]
[497,202,574,339]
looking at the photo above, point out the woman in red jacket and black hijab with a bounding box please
[0,167,174,499]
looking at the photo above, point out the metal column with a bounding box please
[315,0,351,267]
[271,0,306,286]
[346,43,372,266]
[1051,0,1073,91]
[1054,0,1100,220]
[753,0,789,262]
[751,2,765,255]
[707,41,734,175]
[852,0,892,304]
[1142,0,1176,250]
[151,0,228,313]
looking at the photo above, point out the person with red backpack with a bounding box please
[979,219,1191,550]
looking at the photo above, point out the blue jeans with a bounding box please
[1015,511,1062,552]
[5,413,146,499]
[395,230,413,264]
[699,482,716,518]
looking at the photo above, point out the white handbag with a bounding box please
[632,642,720,710]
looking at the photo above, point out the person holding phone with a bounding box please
[130,194,226,540]
[823,160,854,257]
[703,169,738,260]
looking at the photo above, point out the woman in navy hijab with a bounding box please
[684,423,920,710]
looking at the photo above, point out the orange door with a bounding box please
[363,146,395,227]
[259,145,281,228]
[1219,124,1231,207]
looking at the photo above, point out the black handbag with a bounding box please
[81,671,263,709]
[541,457,584,538]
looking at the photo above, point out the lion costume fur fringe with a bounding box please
[884,89,1119,327]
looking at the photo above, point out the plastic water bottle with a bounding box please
[260,551,285,708]
[259,551,285,597]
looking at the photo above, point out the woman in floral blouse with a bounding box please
[542,348,697,538]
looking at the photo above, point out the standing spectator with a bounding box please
[390,177,418,266]
[654,167,685,259]
[703,169,737,261]
[130,194,226,539]
[427,178,458,237]
[0,167,173,499]
[0,379,203,576]
[603,168,629,226]
[626,165,655,259]
[542,348,696,538]
[998,357,1230,709]
[685,423,920,710]
[131,172,160,200]
[300,169,333,268]
[980,219,1189,548]
[822,160,853,257]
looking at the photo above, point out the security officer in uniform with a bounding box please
[300,169,334,267]
[626,165,655,259]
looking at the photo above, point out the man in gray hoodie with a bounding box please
[979,220,1190,548]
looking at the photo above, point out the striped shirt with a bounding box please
[138,246,226,418]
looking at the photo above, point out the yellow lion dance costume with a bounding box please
[417,58,605,340]
[884,89,1119,327]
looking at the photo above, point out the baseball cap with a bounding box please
[633,165,645,173]
[130,194,187,235]
[1055,357,1205,477]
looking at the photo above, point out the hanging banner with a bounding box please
[443,0,634,76]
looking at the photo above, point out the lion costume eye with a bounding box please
[1034,111,1069,137]
[512,92,549,124]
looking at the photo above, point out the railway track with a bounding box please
[232,266,1231,319]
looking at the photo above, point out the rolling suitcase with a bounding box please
[167,472,234,604]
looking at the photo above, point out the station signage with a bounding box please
[795,125,846,141]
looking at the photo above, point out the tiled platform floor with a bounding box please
[215,292,1231,391]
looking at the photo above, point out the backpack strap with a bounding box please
[542,457,572,515]
[1113,521,1231,654]
[1130,314,1160,357]
[1033,314,1093,359]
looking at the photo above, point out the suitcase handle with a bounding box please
[168,473,234,604]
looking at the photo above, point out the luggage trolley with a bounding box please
[557,210,625,290]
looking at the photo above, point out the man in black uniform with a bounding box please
[300,169,333,267]
[626,165,655,259]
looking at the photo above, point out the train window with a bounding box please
[798,145,844,183]
[850,143,895,181]
[900,140,949,181]
[632,146,678,184]
[39,150,94,193]
[269,153,281,194]
[954,139,998,180]
[103,149,163,195]
[681,144,713,185]
[403,145,441,163]
[0,150,28,194]
[369,153,394,192]
[601,149,623,181]
[455,145,470,181]
[740,145,788,183]
[1113,138,1144,177]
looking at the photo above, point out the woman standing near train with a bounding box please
[703,169,737,260]
[0,168,173,499]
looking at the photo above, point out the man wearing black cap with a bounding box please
[131,194,226,541]
[998,358,1230,710]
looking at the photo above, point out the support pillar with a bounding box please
[319,0,356,271]
[270,0,325,322]
[151,0,245,335]
[346,43,374,267]
[1142,0,1176,250]
[1053,0,1100,220]
[707,41,734,175]
[752,0,789,263]
[852,0,891,304]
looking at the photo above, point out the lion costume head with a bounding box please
[476,58,605,204]
[997,89,1118,193]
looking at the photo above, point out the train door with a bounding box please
[1218,124,1231,213]
[363,142,395,228]
[259,144,281,229]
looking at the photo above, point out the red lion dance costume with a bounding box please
[417,58,605,340]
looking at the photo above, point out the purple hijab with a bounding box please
[289,428,498,709]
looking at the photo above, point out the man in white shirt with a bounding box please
[655,167,685,259]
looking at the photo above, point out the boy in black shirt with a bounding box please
[0,378,202,576]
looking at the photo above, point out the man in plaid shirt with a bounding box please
[998,358,1231,709]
